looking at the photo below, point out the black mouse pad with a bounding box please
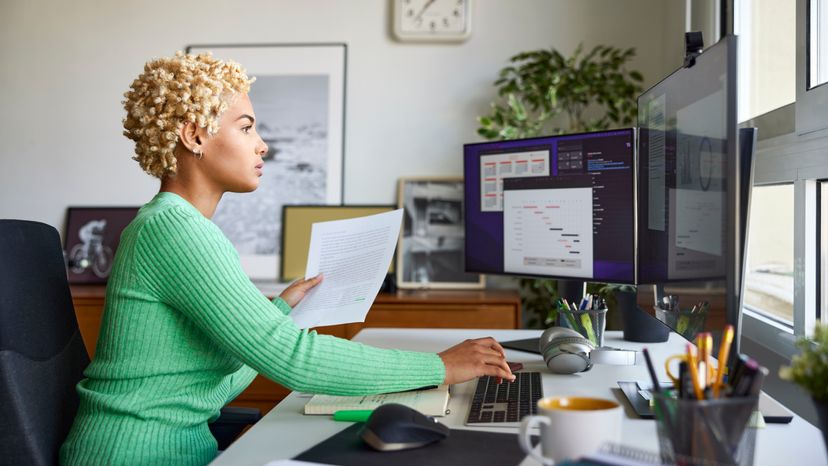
[501,338,541,354]
[293,423,537,466]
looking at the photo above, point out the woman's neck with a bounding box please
[159,176,222,219]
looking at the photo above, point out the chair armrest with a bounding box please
[209,407,262,450]
[213,406,261,425]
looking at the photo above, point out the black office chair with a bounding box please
[0,220,259,463]
[0,219,90,465]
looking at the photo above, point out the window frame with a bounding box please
[798,0,828,136]
[722,0,828,357]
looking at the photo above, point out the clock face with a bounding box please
[393,0,471,42]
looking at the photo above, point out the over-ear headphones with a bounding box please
[538,327,595,374]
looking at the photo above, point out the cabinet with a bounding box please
[70,286,520,413]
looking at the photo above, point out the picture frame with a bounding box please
[185,43,347,280]
[63,206,140,284]
[396,177,485,289]
[280,204,396,283]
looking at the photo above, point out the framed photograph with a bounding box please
[63,207,140,284]
[186,43,347,280]
[396,177,485,289]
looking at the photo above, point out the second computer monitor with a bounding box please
[464,129,636,284]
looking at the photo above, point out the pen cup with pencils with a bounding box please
[652,393,759,466]
[655,302,709,341]
[557,306,607,347]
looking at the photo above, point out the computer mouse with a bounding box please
[360,403,450,451]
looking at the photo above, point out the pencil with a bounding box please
[713,325,734,398]
[686,343,704,400]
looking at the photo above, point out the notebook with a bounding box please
[303,385,450,417]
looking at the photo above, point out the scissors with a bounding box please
[664,352,716,386]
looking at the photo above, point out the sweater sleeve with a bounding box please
[134,207,445,396]
[226,365,259,402]
[271,296,292,316]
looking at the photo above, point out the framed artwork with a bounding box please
[280,204,396,282]
[63,207,140,284]
[396,177,485,289]
[186,43,347,280]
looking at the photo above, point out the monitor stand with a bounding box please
[501,279,585,354]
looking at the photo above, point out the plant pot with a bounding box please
[617,290,669,343]
[815,397,828,454]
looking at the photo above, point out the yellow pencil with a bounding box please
[713,325,734,398]
[686,343,704,400]
[705,333,714,383]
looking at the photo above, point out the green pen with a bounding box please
[332,409,373,422]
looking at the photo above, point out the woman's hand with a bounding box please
[438,337,515,385]
[279,274,323,308]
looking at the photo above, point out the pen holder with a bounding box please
[652,393,759,466]
[655,306,708,341]
[558,307,607,347]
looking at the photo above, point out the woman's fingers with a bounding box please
[438,337,515,385]
[296,274,323,291]
[472,336,507,356]
[481,360,516,380]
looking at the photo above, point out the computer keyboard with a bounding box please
[465,371,543,426]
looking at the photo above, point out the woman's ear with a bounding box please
[178,121,203,154]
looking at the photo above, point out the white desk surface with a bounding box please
[210,329,827,466]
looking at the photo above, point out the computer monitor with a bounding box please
[637,36,737,286]
[636,36,743,348]
[463,128,636,284]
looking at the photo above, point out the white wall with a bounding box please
[0,0,681,231]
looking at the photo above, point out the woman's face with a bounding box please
[198,93,268,193]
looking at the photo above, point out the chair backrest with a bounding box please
[0,220,90,465]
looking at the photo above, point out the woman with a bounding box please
[60,51,514,465]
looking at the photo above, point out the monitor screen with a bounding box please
[637,37,735,285]
[464,128,636,284]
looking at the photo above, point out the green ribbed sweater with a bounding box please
[59,192,445,466]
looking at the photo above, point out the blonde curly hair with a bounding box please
[122,51,255,178]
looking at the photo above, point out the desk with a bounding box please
[210,329,827,466]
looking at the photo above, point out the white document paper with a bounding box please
[288,209,403,329]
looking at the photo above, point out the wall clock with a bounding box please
[392,0,472,42]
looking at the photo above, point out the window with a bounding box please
[735,0,796,121]
[810,0,828,88]
[731,0,828,355]
[744,184,795,324]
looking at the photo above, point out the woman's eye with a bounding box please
[242,126,252,134]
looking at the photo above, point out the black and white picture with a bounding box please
[186,44,346,280]
[396,178,485,289]
[64,207,140,284]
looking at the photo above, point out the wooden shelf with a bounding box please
[70,286,520,414]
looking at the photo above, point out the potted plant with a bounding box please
[780,324,828,450]
[477,43,644,328]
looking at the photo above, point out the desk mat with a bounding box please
[294,423,537,466]
[501,338,541,354]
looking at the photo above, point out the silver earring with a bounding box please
[193,149,203,160]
